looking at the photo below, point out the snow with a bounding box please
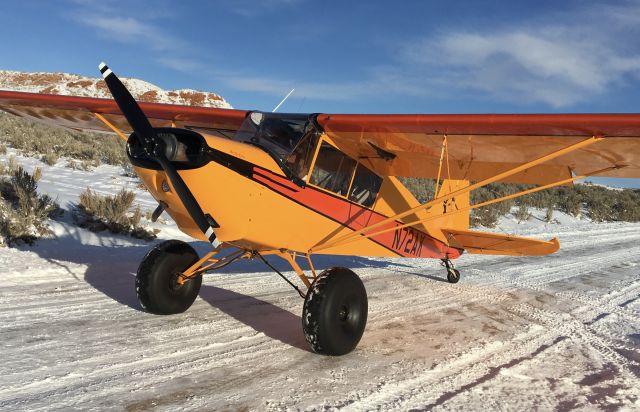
[0,152,639,411]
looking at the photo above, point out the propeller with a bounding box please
[98,62,220,247]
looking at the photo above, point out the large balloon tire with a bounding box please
[302,267,368,356]
[136,240,201,314]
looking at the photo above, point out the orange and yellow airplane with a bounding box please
[1,63,639,355]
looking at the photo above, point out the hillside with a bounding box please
[0,69,232,108]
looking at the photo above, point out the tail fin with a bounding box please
[424,179,470,232]
[373,177,470,244]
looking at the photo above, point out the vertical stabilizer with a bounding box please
[373,177,470,244]
[427,179,470,232]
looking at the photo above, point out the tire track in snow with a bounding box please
[338,325,561,411]
[1,220,639,410]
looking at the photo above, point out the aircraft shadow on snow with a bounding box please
[25,224,415,350]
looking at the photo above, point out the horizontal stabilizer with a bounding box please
[442,228,560,256]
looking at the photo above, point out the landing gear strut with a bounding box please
[442,259,460,283]
[258,252,369,356]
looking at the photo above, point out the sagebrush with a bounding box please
[0,166,61,246]
[399,177,640,226]
[75,188,157,240]
[0,111,127,167]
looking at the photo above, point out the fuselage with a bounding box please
[130,115,464,259]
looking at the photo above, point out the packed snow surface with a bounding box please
[0,150,639,411]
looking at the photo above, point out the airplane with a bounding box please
[0,63,639,356]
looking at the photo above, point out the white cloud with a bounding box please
[64,0,640,109]
[71,14,186,52]
[216,0,303,17]
[154,57,205,73]
[400,5,640,107]
[219,3,640,108]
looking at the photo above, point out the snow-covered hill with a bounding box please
[0,148,639,410]
[0,70,232,108]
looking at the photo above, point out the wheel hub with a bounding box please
[169,272,184,291]
[339,305,349,322]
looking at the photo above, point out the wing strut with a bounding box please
[309,135,605,254]
[311,165,621,252]
[433,134,451,198]
[93,112,128,141]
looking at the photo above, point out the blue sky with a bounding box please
[2,0,640,187]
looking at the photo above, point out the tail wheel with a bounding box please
[447,268,461,283]
[302,267,368,356]
[136,239,201,314]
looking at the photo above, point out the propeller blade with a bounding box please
[98,63,220,247]
[155,152,220,245]
[99,63,156,152]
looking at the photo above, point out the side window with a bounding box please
[348,164,383,207]
[310,142,357,196]
[285,132,319,181]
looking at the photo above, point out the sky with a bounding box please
[1,0,640,187]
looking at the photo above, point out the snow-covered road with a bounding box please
[0,153,639,410]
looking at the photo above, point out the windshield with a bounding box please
[234,112,313,160]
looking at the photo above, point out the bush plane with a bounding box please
[1,64,639,355]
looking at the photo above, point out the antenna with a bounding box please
[272,88,295,112]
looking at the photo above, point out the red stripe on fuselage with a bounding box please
[252,167,461,259]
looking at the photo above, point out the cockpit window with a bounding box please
[310,142,357,196]
[285,132,319,181]
[348,164,382,207]
[308,141,383,207]
[234,112,311,159]
[235,112,383,208]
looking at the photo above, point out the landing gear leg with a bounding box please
[442,258,460,283]
[260,251,368,355]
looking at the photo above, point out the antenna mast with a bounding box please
[272,88,295,112]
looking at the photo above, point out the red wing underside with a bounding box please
[0,90,247,136]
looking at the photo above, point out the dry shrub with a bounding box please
[399,177,640,226]
[68,159,95,171]
[41,152,59,166]
[545,206,554,223]
[514,204,532,223]
[398,177,436,202]
[7,155,17,173]
[75,188,157,240]
[470,207,500,228]
[32,167,42,182]
[0,166,62,246]
[0,112,127,167]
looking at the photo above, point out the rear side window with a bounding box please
[348,164,382,207]
[310,142,357,196]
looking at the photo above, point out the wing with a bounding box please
[3,91,640,185]
[317,113,640,185]
[0,90,248,138]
